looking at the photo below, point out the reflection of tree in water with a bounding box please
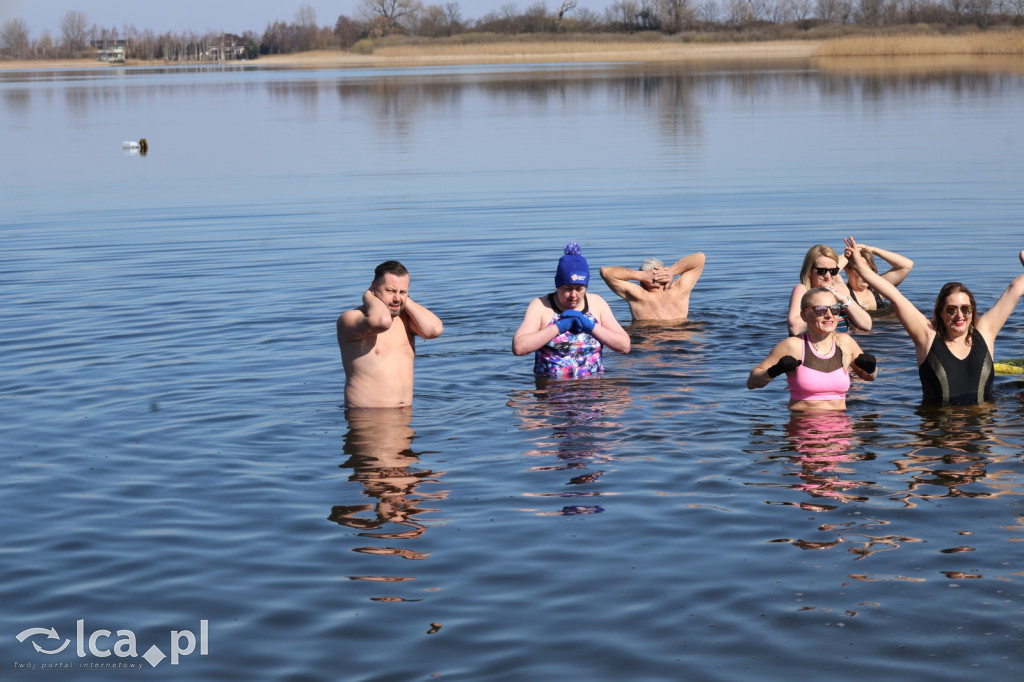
[508,377,631,516]
[332,65,705,146]
[328,408,447,601]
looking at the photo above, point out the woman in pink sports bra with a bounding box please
[749,288,878,411]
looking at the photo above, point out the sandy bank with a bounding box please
[0,41,819,72]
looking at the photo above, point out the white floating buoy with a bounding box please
[122,140,140,149]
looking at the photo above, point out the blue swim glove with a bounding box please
[561,310,595,335]
[555,316,575,334]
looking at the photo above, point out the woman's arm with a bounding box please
[512,298,560,356]
[975,250,1024,355]
[840,335,877,382]
[748,337,800,389]
[845,236,934,363]
[828,280,872,331]
[588,294,631,353]
[788,284,808,337]
[863,244,915,287]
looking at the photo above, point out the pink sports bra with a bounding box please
[787,335,850,402]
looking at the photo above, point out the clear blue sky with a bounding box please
[2,0,609,37]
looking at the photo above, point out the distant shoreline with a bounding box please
[2,32,1022,71]
[0,41,819,71]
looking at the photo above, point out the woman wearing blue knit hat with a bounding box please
[513,242,631,378]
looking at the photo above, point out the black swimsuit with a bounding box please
[918,330,993,405]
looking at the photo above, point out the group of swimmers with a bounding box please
[336,238,1024,411]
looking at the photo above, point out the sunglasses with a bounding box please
[806,304,843,317]
[944,305,973,317]
[813,267,840,277]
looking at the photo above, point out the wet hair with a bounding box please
[799,245,840,288]
[932,282,978,342]
[800,287,838,311]
[373,260,409,286]
[639,258,664,271]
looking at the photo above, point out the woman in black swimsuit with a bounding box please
[842,243,914,312]
[844,237,1024,405]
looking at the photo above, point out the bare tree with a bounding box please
[443,1,464,30]
[296,4,318,28]
[359,0,423,35]
[606,0,640,28]
[295,3,319,51]
[557,0,579,22]
[857,0,886,23]
[334,15,365,47]
[660,0,694,32]
[36,30,56,58]
[698,0,720,24]
[59,10,89,57]
[417,4,452,35]
[792,0,815,18]
[1,18,31,59]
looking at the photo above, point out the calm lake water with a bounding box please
[3,56,1024,680]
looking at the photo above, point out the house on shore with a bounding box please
[94,40,126,63]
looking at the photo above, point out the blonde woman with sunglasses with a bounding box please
[845,236,1024,406]
[750,287,877,412]
[788,245,872,337]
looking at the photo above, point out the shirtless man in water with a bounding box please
[337,261,444,408]
[599,252,706,322]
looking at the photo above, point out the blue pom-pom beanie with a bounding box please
[555,241,590,288]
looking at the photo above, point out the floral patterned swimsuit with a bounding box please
[533,293,603,379]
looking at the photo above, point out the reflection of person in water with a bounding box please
[783,410,867,508]
[328,408,446,542]
[889,406,1001,507]
[508,378,631,516]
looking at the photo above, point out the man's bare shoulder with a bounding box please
[337,307,367,343]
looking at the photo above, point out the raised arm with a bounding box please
[827,280,872,332]
[599,265,660,301]
[403,298,444,339]
[667,252,706,292]
[974,250,1024,354]
[845,236,934,360]
[788,283,808,336]
[862,244,914,286]
[337,290,393,343]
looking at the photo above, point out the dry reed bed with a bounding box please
[3,31,1024,71]
[330,40,821,66]
[814,30,1024,57]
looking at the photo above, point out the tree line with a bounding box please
[2,0,1022,61]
